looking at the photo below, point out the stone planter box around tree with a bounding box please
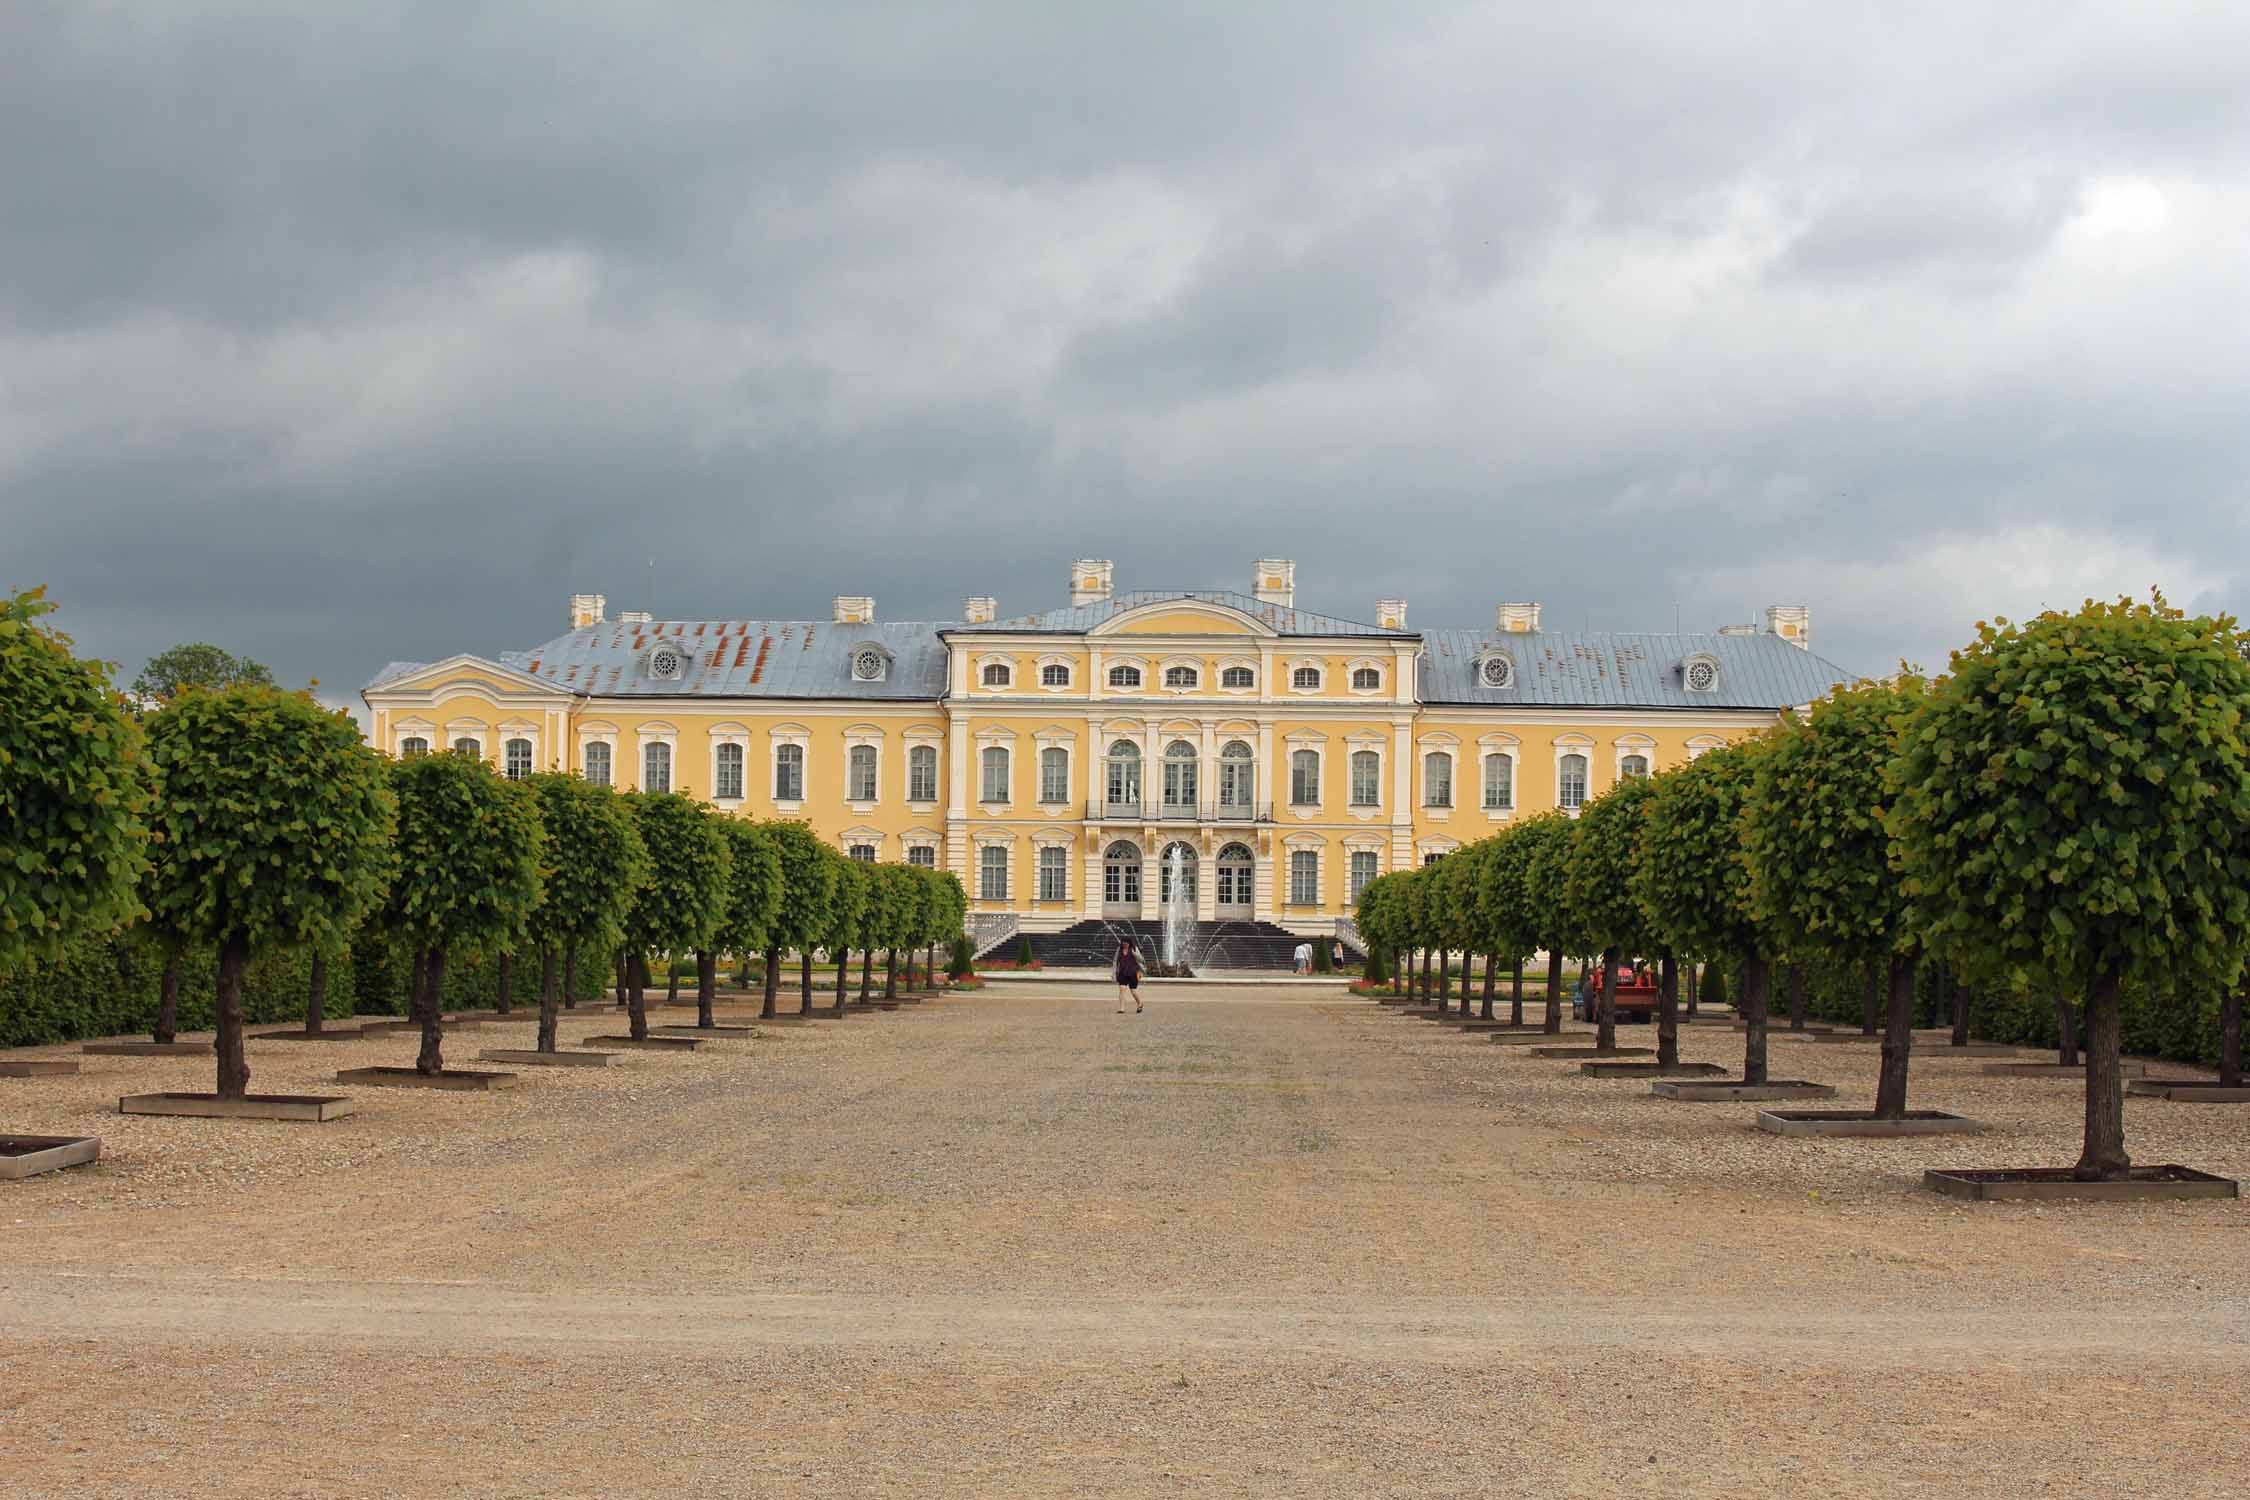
[478,1049,617,1068]
[653,1025,758,1039]
[358,1019,485,1034]
[1580,1060,1728,1078]
[0,1135,103,1179]
[1982,1060,2148,1079]
[335,1067,517,1091]
[250,1027,372,1042]
[1757,1110,1982,1137]
[1651,1080,1837,1101]
[0,1059,79,1077]
[2126,1079,2250,1103]
[1529,1044,1653,1059]
[82,1040,212,1056]
[1454,1020,1543,1032]
[119,1092,357,1121]
[1488,1031,1591,1047]
[584,1035,705,1051]
[1923,1166,2238,1202]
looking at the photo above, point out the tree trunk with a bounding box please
[761,945,781,1018]
[626,951,650,1042]
[1437,948,1452,1010]
[305,953,328,1034]
[409,947,427,1020]
[495,952,514,1015]
[2219,989,2244,1090]
[562,942,578,1010]
[1596,946,1619,1053]
[1684,961,1698,1019]
[1656,952,1679,1069]
[154,950,183,1044]
[1419,946,1433,1003]
[831,950,849,1015]
[537,948,561,1054]
[696,950,717,1029]
[2075,970,2130,1180]
[1510,956,1524,1026]
[214,935,251,1099]
[1950,978,1970,1047]
[416,945,448,1076]
[1741,955,1772,1086]
[885,948,899,1001]
[859,947,874,1004]
[799,949,815,1016]
[666,962,680,1004]
[2054,991,2079,1066]
[613,952,627,1007]
[1874,954,1917,1120]
[1786,964,1807,1032]
[1480,952,1496,1020]
[1858,966,1878,1036]
[1543,950,1563,1033]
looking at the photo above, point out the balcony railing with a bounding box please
[1086,798,1272,823]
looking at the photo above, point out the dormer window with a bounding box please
[645,644,684,682]
[982,662,1012,688]
[851,646,889,683]
[1480,654,1514,690]
[1683,653,1721,693]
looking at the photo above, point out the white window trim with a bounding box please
[703,721,750,805]
[1104,655,1148,691]
[1686,734,1726,761]
[1284,842,1322,908]
[1554,736,1595,815]
[976,655,1016,691]
[634,722,679,794]
[392,717,436,759]
[1481,747,1519,818]
[1284,657,1325,695]
[1613,735,1656,783]
[1035,654,1075,692]
[904,730,943,809]
[1036,742,1072,809]
[1345,657,1385,696]
[1420,747,1457,815]
[901,828,941,868]
[1158,655,1203,693]
[972,832,1016,905]
[1216,657,1258,695]
[1287,747,1323,812]
[769,723,811,810]
[841,723,885,812]
[1346,746,1383,813]
[839,826,887,861]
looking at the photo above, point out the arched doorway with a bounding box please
[1215,842,1254,919]
[1218,740,1254,815]
[1157,841,1198,906]
[1162,740,1198,816]
[1103,840,1143,918]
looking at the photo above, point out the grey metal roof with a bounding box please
[366,660,429,691]
[945,589,1412,638]
[1416,630,1856,710]
[490,620,952,700]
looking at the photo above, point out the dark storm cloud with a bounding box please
[5,0,2249,705]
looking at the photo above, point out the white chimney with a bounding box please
[833,596,875,624]
[1764,604,1811,649]
[1498,602,1542,633]
[1375,598,1408,630]
[570,593,606,629]
[963,596,997,625]
[617,610,653,626]
[1253,559,1296,608]
[1070,560,1114,606]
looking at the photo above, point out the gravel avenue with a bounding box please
[5,981,2248,1498]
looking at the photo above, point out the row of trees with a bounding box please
[1359,596,2250,1182]
[2,590,970,1101]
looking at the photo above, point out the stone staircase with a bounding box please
[1012,919,1359,972]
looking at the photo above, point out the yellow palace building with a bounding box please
[362,558,1850,945]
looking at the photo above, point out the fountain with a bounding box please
[1151,844,1201,977]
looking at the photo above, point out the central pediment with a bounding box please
[1090,601,1272,638]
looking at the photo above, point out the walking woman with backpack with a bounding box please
[1114,938,1143,1014]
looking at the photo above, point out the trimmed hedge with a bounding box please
[1,930,605,1047]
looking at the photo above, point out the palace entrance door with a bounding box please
[1103,841,1143,919]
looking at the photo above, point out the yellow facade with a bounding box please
[363,568,1836,934]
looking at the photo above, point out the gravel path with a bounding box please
[3,986,2246,1497]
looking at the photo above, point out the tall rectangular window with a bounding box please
[1350,750,1380,807]
[908,745,938,801]
[581,741,610,786]
[1289,849,1319,905]
[1348,850,1377,903]
[1424,752,1452,808]
[980,746,1010,803]
[643,741,671,793]
[979,845,1009,900]
[1483,753,1513,810]
[1290,750,1320,806]
[848,744,878,801]
[1038,846,1067,901]
[907,845,936,868]
[775,743,805,800]
[503,738,533,780]
[1558,752,1588,810]
[1040,747,1069,803]
[714,742,744,799]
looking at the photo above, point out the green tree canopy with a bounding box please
[713,818,784,958]
[1,588,150,972]
[1479,823,1545,965]
[1632,743,1767,967]
[1521,813,1590,961]
[1565,776,1663,957]
[765,821,840,956]
[524,773,648,958]
[620,791,730,960]
[131,642,275,709]
[823,853,871,959]
[144,684,394,1094]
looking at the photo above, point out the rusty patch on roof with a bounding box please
[749,634,772,684]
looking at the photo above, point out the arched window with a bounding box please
[399,736,429,758]
[1483,753,1513,809]
[978,845,1009,900]
[979,745,1010,803]
[1291,666,1321,690]
[581,741,610,786]
[1107,664,1142,689]
[1350,749,1380,807]
[981,662,1012,688]
[1163,740,1197,813]
[1423,752,1452,808]
[1620,753,1651,779]
[712,742,744,799]
[1103,840,1142,910]
[1220,665,1254,689]
[452,736,482,759]
[1349,850,1378,902]
[1290,749,1320,806]
[1288,849,1320,905]
[1351,666,1381,691]
[1218,740,1254,813]
[907,744,938,801]
[1105,740,1142,812]
[1163,665,1198,689]
[1041,663,1070,687]
[643,741,672,792]
[1558,752,1589,810]
[848,844,876,862]
[1040,746,1069,804]
[774,743,805,801]
[847,744,878,801]
[1158,842,1198,903]
[1215,842,1253,914]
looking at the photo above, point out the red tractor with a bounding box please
[1572,961,1661,1022]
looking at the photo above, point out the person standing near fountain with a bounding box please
[1114,938,1143,1014]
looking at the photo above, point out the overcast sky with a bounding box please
[6,2,2247,707]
